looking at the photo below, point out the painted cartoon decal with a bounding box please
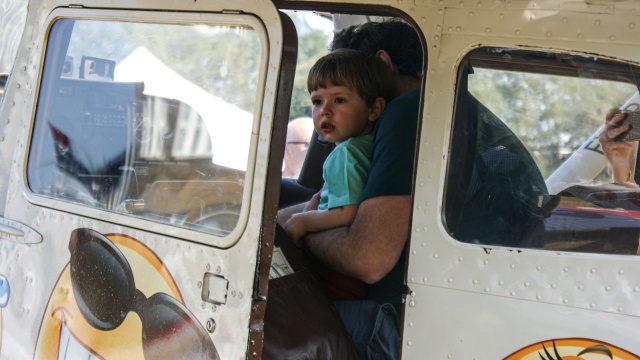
[505,338,639,360]
[35,228,219,359]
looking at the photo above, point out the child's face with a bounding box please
[310,84,379,143]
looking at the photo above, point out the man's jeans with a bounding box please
[334,300,400,360]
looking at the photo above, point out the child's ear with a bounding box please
[368,97,387,122]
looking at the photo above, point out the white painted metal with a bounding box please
[406,1,640,358]
[2,0,640,358]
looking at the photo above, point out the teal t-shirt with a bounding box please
[318,134,373,211]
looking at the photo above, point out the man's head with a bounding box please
[330,21,423,84]
[283,117,313,178]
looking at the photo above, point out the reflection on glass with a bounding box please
[27,18,261,236]
[283,117,313,179]
[447,47,640,255]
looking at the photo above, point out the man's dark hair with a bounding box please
[330,20,423,80]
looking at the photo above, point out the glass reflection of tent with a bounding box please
[116,47,252,171]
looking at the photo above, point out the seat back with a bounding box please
[447,66,549,247]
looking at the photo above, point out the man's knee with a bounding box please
[334,300,399,360]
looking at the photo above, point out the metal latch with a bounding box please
[202,272,228,305]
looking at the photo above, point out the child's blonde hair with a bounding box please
[307,49,395,106]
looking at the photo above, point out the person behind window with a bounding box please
[599,107,640,254]
[278,21,422,360]
[283,116,314,179]
[599,107,638,185]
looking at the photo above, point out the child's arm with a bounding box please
[284,204,358,244]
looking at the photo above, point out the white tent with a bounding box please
[115,47,253,171]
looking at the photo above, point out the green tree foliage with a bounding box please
[469,69,635,177]
[286,13,331,120]
[66,14,330,118]
[67,20,261,113]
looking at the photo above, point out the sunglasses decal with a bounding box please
[33,228,220,360]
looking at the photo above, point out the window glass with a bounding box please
[28,18,261,236]
[283,116,313,178]
[446,47,640,254]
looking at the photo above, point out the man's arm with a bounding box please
[302,195,410,284]
[599,108,637,183]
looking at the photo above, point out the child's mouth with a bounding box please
[321,122,335,132]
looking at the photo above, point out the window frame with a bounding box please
[23,8,271,248]
[444,45,640,254]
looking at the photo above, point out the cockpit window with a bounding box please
[27,16,262,238]
[446,47,640,254]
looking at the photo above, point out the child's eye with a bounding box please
[335,97,346,104]
[311,99,322,106]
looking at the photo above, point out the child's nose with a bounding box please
[321,102,331,115]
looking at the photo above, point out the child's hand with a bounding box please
[284,214,307,246]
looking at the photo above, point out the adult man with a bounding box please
[277,20,423,359]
